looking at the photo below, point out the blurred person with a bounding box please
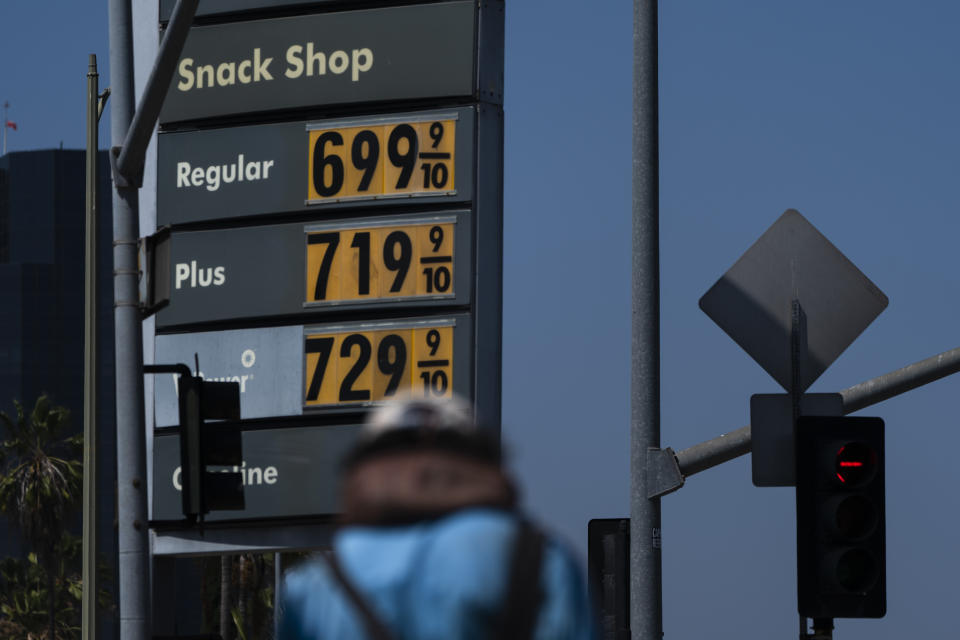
[279,393,596,640]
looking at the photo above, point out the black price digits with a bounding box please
[420,163,448,189]
[428,121,444,148]
[350,232,371,295]
[339,334,372,402]
[423,266,451,293]
[425,329,441,356]
[377,334,406,396]
[309,232,339,300]
[305,336,334,401]
[388,124,418,189]
[383,231,412,292]
[420,370,448,396]
[429,226,444,252]
[351,130,379,192]
[312,131,344,197]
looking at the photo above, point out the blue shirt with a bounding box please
[279,509,596,640]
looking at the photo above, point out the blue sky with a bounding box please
[4,1,960,638]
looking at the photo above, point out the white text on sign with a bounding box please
[177,46,374,91]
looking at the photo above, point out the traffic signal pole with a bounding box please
[630,1,661,638]
[658,344,960,486]
[108,1,198,637]
[107,2,149,636]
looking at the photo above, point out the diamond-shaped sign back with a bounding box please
[700,210,888,392]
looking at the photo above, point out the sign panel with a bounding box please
[749,393,843,487]
[160,1,479,123]
[155,211,471,329]
[700,210,888,392]
[152,424,361,521]
[154,326,304,427]
[157,107,476,225]
[153,315,473,424]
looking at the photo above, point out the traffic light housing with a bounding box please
[177,375,244,520]
[587,519,630,639]
[795,416,885,619]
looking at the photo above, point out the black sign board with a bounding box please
[152,424,361,521]
[157,107,478,225]
[159,1,500,123]
[154,211,471,329]
[159,0,331,21]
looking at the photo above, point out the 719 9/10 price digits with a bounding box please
[305,219,455,305]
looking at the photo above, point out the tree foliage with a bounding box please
[0,395,85,639]
[0,395,82,548]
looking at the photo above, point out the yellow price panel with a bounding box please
[305,218,455,305]
[304,323,455,408]
[307,115,457,203]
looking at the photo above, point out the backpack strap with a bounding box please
[322,519,546,640]
[493,520,546,640]
[322,550,396,640]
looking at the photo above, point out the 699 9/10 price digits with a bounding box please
[307,116,457,203]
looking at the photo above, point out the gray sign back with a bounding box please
[700,210,888,392]
[160,2,492,123]
[750,393,843,487]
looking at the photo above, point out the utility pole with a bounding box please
[631,1,661,638]
[107,2,149,636]
[82,52,109,640]
[108,1,198,637]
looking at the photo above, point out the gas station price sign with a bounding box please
[303,319,457,408]
[307,114,457,204]
[305,217,456,306]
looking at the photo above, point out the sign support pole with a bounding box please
[631,1,662,638]
[108,0,198,636]
[108,0,150,636]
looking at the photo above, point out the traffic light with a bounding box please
[587,519,630,640]
[177,374,244,520]
[795,416,885,619]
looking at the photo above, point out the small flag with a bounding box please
[4,121,15,131]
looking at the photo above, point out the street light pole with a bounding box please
[631,0,662,638]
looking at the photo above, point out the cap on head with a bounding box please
[364,392,475,438]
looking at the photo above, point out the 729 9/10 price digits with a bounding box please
[304,324,454,407]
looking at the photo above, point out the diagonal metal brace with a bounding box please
[112,0,198,189]
[671,344,960,482]
[647,447,684,499]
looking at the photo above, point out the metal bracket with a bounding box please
[98,88,111,122]
[647,447,684,499]
[143,363,191,378]
[110,145,142,190]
